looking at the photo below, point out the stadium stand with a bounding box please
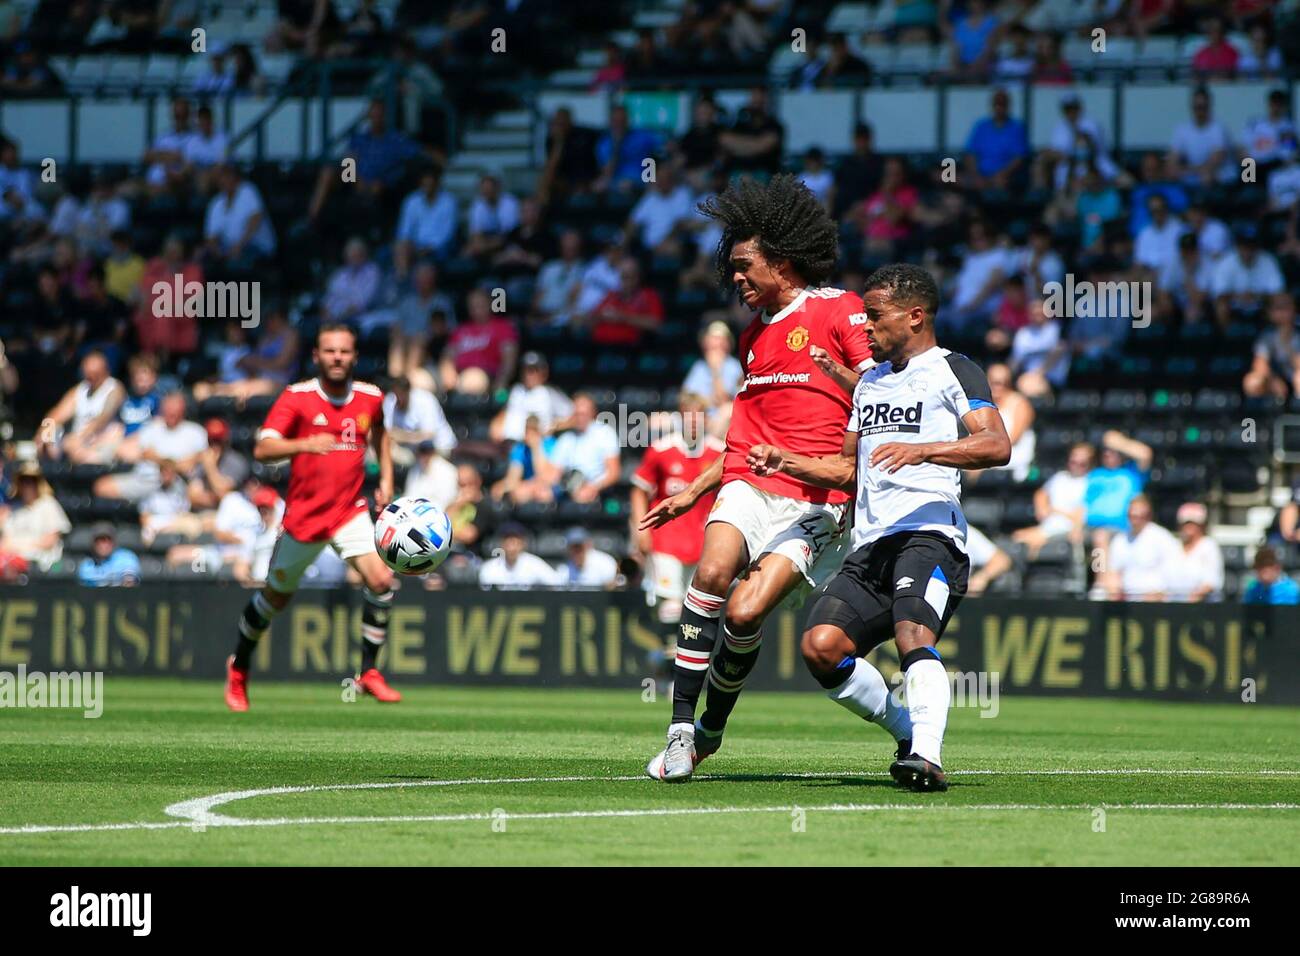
[1,0,1299,604]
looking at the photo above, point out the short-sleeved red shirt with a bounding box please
[591,287,664,345]
[259,378,385,541]
[447,319,518,377]
[723,287,873,505]
[632,434,725,563]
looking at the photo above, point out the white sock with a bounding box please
[826,658,912,743]
[904,658,950,766]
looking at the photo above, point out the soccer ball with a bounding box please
[374,497,454,575]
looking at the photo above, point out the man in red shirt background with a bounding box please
[583,257,664,346]
[224,323,399,711]
[438,287,519,393]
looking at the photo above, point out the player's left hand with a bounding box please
[747,443,785,476]
[374,480,393,510]
[871,442,930,473]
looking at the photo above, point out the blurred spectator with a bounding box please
[189,418,250,512]
[994,23,1034,81]
[1238,24,1283,79]
[530,229,586,326]
[943,220,1008,336]
[136,234,202,356]
[1243,293,1300,399]
[387,260,454,379]
[1,40,60,94]
[95,392,207,502]
[1167,502,1224,602]
[40,351,125,463]
[797,147,835,211]
[1085,430,1153,547]
[322,237,382,326]
[1096,495,1180,602]
[1185,201,1232,264]
[492,197,553,302]
[1157,233,1214,325]
[1030,32,1072,85]
[1241,546,1300,604]
[267,0,343,57]
[983,363,1035,482]
[833,123,884,220]
[1269,149,1300,258]
[78,523,141,587]
[718,88,784,179]
[626,28,668,85]
[669,98,722,191]
[0,460,70,572]
[1129,152,1189,237]
[142,96,196,195]
[73,171,130,258]
[1072,164,1123,252]
[855,155,918,258]
[438,288,518,394]
[1212,228,1284,326]
[463,174,520,261]
[383,375,456,464]
[943,0,1000,80]
[593,104,664,194]
[204,164,277,273]
[682,321,742,415]
[168,482,283,585]
[229,44,263,95]
[479,521,561,588]
[1242,89,1296,170]
[1013,441,1093,558]
[1012,222,1066,291]
[590,39,626,92]
[1134,193,1186,277]
[446,462,488,553]
[539,107,599,204]
[195,308,300,404]
[962,89,1029,191]
[985,275,1030,357]
[104,230,145,306]
[966,525,1013,595]
[1066,259,1132,361]
[193,45,235,96]
[574,238,627,315]
[395,166,458,266]
[559,527,618,587]
[185,105,230,193]
[117,353,163,443]
[1167,88,1237,186]
[582,258,664,347]
[627,166,695,256]
[75,264,130,368]
[493,352,573,443]
[548,392,620,503]
[403,440,458,509]
[493,414,558,505]
[308,99,425,224]
[1190,16,1238,78]
[1010,297,1069,397]
[140,458,200,541]
[0,136,39,229]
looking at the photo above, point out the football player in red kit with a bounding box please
[223,323,400,711]
[641,174,876,780]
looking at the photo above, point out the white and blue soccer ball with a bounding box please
[374,496,454,575]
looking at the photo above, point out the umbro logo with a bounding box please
[895,577,914,589]
[312,414,328,426]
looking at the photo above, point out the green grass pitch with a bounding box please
[2,679,1298,865]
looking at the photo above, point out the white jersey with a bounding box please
[72,378,122,433]
[848,346,995,553]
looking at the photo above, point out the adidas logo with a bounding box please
[747,349,755,364]
[312,413,328,426]
[895,577,914,590]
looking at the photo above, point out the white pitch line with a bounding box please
[0,769,1296,837]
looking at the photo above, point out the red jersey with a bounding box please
[447,319,518,377]
[259,378,385,541]
[632,434,725,563]
[724,287,873,504]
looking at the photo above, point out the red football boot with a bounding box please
[225,655,250,712]
[357,668,402,702]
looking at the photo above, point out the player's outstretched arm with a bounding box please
[371,418,394,509]
[871,407,1011,473]
[748,431,858,492]
[639,454,723,530]
[254,433,333,461]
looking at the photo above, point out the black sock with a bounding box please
[670,587,725,725]
[359,588,392,673]
[233,592,277,669]
[700,623,761,733]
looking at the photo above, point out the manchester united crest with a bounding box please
[786,325,810,351]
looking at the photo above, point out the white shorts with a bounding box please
[650,552,695,603]
[706,479,847,589]
[265,509,375,593]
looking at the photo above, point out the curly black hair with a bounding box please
[863,262,940,319]
[697,173,840,288]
